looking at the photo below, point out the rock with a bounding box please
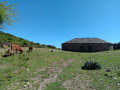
[23,85,28,88]
[27,82,30,85]
[113,77,117,79]
[110,76,113,78]
[105,69,111,72]
[26,69,29,71]
[50,50,53,52]
[104,74,108,76]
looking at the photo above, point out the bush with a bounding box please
[81,61,101,70]
[47,45,56,49]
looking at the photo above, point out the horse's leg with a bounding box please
[10,52,11,56]
[14,50,15,55]
[9,52,10,56]
[17,49,18,54]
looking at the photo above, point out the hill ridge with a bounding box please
[0,31,56,49]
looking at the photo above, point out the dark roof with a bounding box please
[62,38,112,44]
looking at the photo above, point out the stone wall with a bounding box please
[62,43,113,52]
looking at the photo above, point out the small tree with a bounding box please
[113,42,120,50]
[23,41,30,46]
[0,1,18,30]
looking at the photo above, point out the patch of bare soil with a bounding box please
[38,67,62,90]
[0,65,7,69]
[62,74,95,90]
[29,59,75,90]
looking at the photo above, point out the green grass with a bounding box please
[0,47,120,90]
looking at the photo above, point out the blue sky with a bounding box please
[3,0,120,48]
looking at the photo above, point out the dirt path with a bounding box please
[28,59,75,90]
[62,74,95,90]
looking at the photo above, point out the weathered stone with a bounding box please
[62,38,113,52]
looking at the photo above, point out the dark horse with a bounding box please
[29,46,33,53]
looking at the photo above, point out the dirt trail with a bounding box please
[62,74,95,90]
[29,59,75,90]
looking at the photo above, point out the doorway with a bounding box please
[88,46,92,52]
[80,46,84,52]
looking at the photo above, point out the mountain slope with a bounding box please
[0,31,56,48]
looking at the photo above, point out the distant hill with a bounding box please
[0,31,56,49]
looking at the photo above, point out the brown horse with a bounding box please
[1,45,9,48]
[11,44,23,55]
[29,46,33,53]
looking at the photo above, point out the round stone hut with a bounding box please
[62,38,113,52]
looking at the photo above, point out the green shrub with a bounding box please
[81,61,101,70]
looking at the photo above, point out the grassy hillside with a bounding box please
[0,48,120,90]
[0,31,56,49]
